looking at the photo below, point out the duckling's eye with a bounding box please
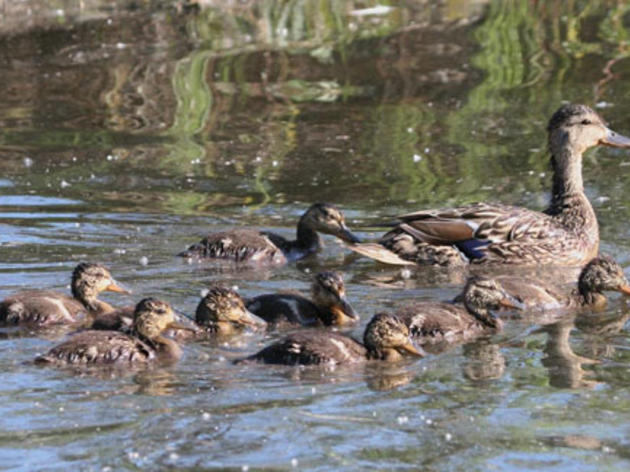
[581,119,592,125]
[156,308,167,315]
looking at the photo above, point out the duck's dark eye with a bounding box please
[581,119,592,125]
[156,308,166,315]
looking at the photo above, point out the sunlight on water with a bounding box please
[2,0,630,470]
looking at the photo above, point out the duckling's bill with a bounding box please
[398,339,425,357]
[105,279,131,294]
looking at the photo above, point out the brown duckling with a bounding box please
[91,286,266,339]
[242,312,423,366]
[194,286,267,336]
[178,203,360,264]
[0,262,128,327]
[245,271,359,328]
[347,104,630,267]
[35,298,191,366]
[496,256,630,312]
[396,277,522,347]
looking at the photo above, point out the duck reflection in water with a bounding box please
[539,318,600,389]
[462,340,506,382]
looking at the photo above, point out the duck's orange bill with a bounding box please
[499,297,524,310]
[399,340,425,357]
[105,280,131,294]
[618,285,630,296]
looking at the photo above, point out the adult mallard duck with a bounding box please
[495,255,630,312]
[245,271,359,328]
[0,262,129,327]
[241,312,423,366]
[178,203,360,264]
[348,104,630,266]
[35,298,192,366]
[397,277,522,347]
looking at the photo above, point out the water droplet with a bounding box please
[169,452,179,460]
[445,433,452,441]
[413,154,422,162]
[139,256,149,266]
[200,289,209,297]
[290,458,298,468]
[400,268,411,279]
[397,415,409,425]
[23,157,33,167]
[242,466,250,472]
[202,412,211,421]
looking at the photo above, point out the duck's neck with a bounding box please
[575,285,608,310]
[367,347,402,362]
[549,146,584,205]
[139,334,182,360]
[202,320,239,336]
[76,290,113,315]
[294,216,322,253]
[545,145,598,253]
[464,302,498,330]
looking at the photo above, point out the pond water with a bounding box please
[2,1,630,470]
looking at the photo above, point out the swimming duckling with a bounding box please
[194,286,267,336]
[497,256,630,312]
[396,277,522,347]
[0,263,128,327]
[245,271,359,328]
[242,312,423,366]
[178,203,360,264]
[35,298,191,366]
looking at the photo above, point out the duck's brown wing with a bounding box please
[246,331,366,365]
[178,229,286,264]
[0,290,87,326]
[396,302,483,345]
[246,294,321,326]
[35,330,154,365]
[385,202,581,265]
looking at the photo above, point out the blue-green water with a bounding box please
[2,1,630,470]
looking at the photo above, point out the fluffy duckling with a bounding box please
[397,277,522,346]
[178,203,360,264]
[498,256,630,312]
[245,271,359,328]
[0,263,128,327]
[194,286,267,336]
[242,312,423,366]
[35,298,191,366]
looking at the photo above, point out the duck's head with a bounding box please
[578,256,630,298]
[548,104,630,157]
[133,298,190,340]
[311,271,359,326]
[364,312,424,362]
[299,203,360,243]
[463,277,522,329]
[196,286,267,331]
[71,262,130,309]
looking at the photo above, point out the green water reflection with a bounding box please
[2,0,630,470]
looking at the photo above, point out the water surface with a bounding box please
[2,1,630,470]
